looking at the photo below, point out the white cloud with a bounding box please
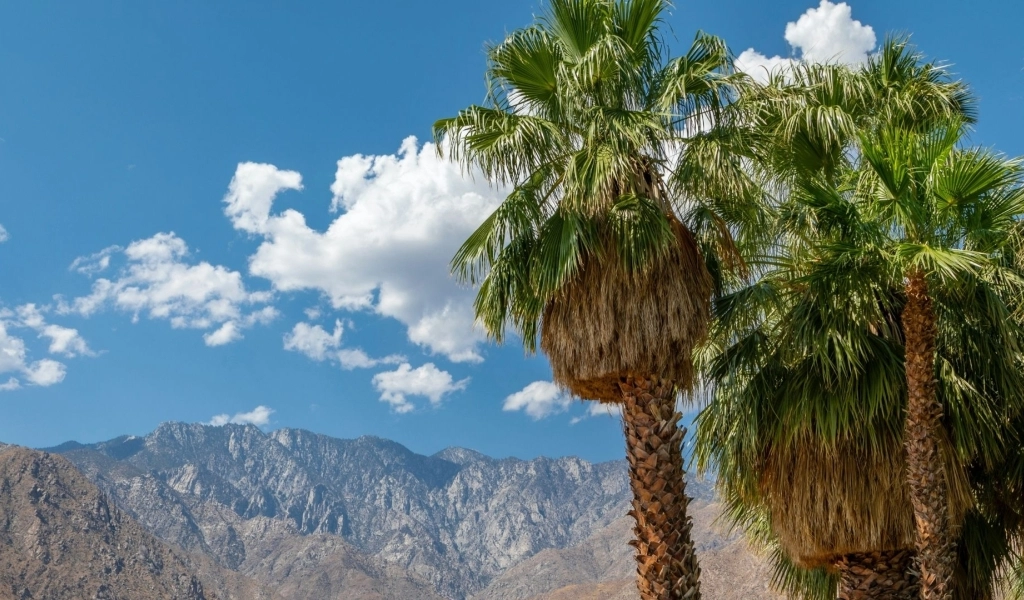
[61,232,276,345]
[203,321,242,347]
[207,405,275,427]
[69,245,121,276]
[224,137,505,363]
[16,304,93,357]
[223,162,303,235]
[503,381,572,420]
[284,320,343,361]
[0,224,8,243]
[0,321,69,390]
[734,51,797,85]
[304,306,322,321]
[570,402,624,425]
[23,359,66,386]
[337,348,404,370]
[785,0,876,64]
[736,1,876,84]
[283,320,404,369]
[0,323,28,374]
[372,362,469,413]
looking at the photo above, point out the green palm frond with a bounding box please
[437,0,741,345]
[607,194,675,270]
[695,31,1024,599]
[434,107,569,185]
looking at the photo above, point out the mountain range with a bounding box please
[0,422,780,599]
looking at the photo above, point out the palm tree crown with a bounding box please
[435,0,740,400]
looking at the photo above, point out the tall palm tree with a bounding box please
[857,120,1024,599]
[693,40,1024,599]
[434,1,745,597]
[698,207,1024,599]
[697,191,1024,599]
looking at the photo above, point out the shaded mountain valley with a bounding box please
[0,423,779,599]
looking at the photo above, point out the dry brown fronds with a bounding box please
[760,430,973,570]
[541,218,713,401]
[762,435,915,568]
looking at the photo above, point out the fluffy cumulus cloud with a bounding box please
[223,137,505,363]
[284,320,343,361]
[0,304,93,391]
[372,362,469,413]
[283,320,403,369]
[223,163,304,235]
[0,321,67,391]
[15,304,93,357]
[0,224,8,243]
[60,233,278,346]
[23,359,66,386]
[503,381,573,420]
[736,1,876,83]
[207,405,275,427]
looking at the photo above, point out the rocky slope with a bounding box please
[477,509,780,600]
[0,447,214,600]
[41,422,778,599]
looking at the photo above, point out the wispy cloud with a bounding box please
[69,245,121,276]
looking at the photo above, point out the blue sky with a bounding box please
[1,0,1021,462]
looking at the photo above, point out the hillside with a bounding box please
[0,447,213,600]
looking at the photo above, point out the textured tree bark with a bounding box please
[620,375,701,600]
[833,549,919,600]
[902,271,954,600]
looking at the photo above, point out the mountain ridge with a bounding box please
[24,421,772,599]
[49,421,636,598]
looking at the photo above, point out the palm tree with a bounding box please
[856,119,1024,599]
[434,1,745,597]
[693,40,1024,599]
[698,195,1024,599]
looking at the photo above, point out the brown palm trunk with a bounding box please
[833,550,919,599]
[620,375,700,600]
[902,271,954,599]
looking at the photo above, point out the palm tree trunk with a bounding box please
[902,271,954,599]
[834,550,919,599]
[620,375,700,600]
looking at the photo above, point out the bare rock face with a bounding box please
[53,423,631,599]
[46,423,776,599]
[0,447,209,600]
